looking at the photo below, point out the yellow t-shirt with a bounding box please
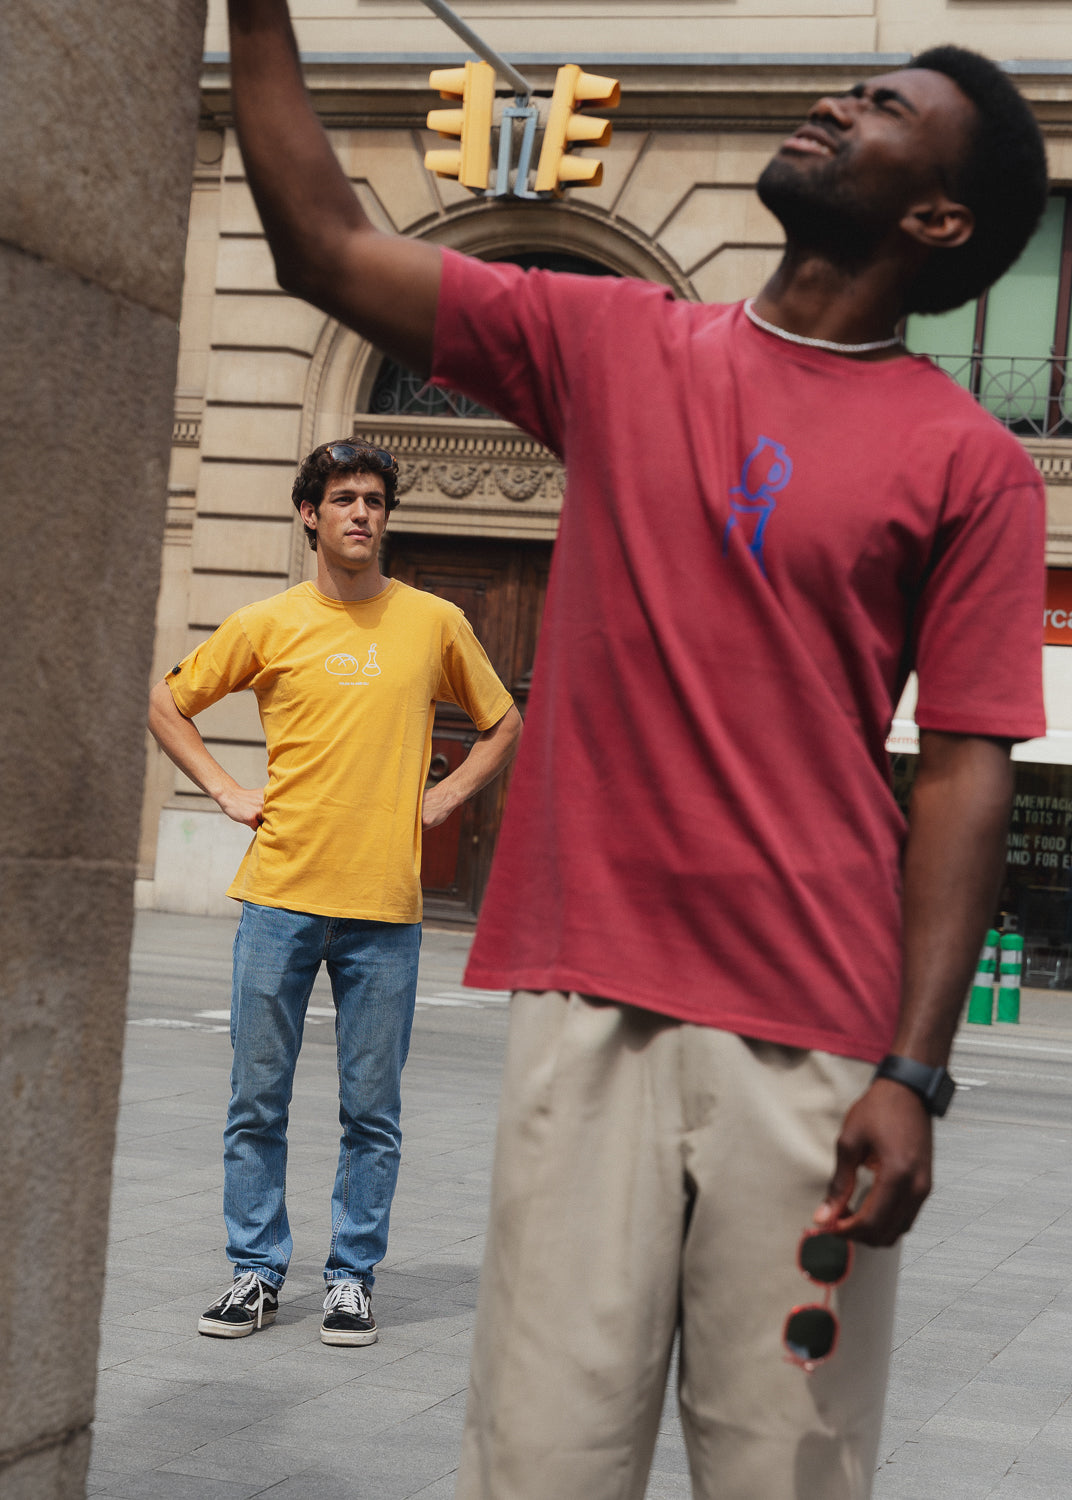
[166,579,513,922]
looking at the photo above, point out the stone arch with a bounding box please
[291,200,692,573]
[300,198,692,450]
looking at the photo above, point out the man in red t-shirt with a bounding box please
[223,9,1046,1496]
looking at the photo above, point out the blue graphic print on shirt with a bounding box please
[722,436,793,577]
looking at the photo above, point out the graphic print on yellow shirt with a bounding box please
[167,580,513,922]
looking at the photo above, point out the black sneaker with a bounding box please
[321,1280,378,1346]
[198,1271,279,1338]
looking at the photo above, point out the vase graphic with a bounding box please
[722,436,793,576]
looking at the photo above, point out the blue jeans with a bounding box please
[223,902,421,1290]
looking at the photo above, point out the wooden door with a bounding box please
[386,535,551,922]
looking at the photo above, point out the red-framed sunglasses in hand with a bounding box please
[783,1229,853,1372]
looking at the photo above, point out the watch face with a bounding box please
[932,1070,956,1117]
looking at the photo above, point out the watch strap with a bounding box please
[873,1054,956,1117]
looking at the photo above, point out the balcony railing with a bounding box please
[925,352,1072,439]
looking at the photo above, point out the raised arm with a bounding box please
[148,679,266,831]
[228,0,442,374]
[816,730,1014,1245]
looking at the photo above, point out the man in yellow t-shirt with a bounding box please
[149,440,520,1347]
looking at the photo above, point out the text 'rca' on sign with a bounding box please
[1045,568,1072,644]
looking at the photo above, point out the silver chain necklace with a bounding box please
[743,298,903,354]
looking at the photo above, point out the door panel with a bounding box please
[387,535,552,922]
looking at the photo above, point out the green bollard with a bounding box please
[967,928,999,1024]
[997,931,1023,1023]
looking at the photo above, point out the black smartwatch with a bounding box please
[873,1054,956,1117]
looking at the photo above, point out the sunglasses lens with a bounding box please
[784,1307,837,1364]
[799,1233,850,1285]
[327,442,396,471]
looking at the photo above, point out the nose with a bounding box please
[808,93,854,132]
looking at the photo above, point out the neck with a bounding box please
[314,557,389,602]
[755,248,908,359]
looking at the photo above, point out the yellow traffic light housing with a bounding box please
[424,61,496,190]
[534,64,620,195]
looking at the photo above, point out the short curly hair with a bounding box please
[292,440,400,551]
[905,46,1048,314]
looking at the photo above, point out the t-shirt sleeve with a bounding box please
[431,249,639,456]
[436,613,514,730]
[165,610,262,718]
[913,437,1046,741]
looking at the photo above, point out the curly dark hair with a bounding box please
[905,46,1048,315]
[292,440,400,551]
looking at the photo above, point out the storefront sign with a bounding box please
[1044,569,1072,645]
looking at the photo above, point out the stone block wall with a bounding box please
[0,2,206,1493]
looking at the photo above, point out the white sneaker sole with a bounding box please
[198,1308,277,1338]
[320,1324,378,1346]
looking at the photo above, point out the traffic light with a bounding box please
[534,64,620,194]
[424,61,496,190]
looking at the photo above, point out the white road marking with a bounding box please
[956,1035,1072,1059]
[129,1018,229,1033]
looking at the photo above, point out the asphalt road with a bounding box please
[953,1027,1072,1131]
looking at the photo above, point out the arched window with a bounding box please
[365,250,617,420]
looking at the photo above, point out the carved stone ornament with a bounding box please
[431,463,481,498]
[394,460,420,495]
[495,466,544,503]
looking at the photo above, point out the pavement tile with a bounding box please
[86,1469,130,1496]
[97,1324,190,1370]
[1035,1401,1072,1449]
[348,1345,471,1400]
[243,1472,363,1500]
[94,1369,198,1418]
[987,1467,1072,1500]
[287,1431,458,1499]
[154,1436,301,1490]
[874,1435,1024,1499]
[89,1420,198,1476]
[405,1478,458,1499]
[101,1469,260,1500]
[251,1382,440,1446]
[644,1480,692,1499]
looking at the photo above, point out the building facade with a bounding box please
[140,0,1072,978]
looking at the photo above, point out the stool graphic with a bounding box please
[363,644,381,677]
[723,435,793,577]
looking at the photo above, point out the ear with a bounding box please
[299,499,318,532]
[900,196,975,252]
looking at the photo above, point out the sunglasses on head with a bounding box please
[783,1230,853,1372]
[325,442,398,474]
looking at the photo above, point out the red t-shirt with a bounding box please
[432,250,1046,1062]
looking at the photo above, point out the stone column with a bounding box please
[0,3,207,1494]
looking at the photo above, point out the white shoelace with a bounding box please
[324,1281,371,1318]
[222,1270,272,1328]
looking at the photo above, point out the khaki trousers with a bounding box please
[456,992,900,1500]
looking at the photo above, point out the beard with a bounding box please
[756,149,891,271]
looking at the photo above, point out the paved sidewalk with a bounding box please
[89,911,1072,1498]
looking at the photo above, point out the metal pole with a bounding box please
[417,0,534,99]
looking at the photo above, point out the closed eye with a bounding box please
[872,88,908,114]
[844,82,917,116]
